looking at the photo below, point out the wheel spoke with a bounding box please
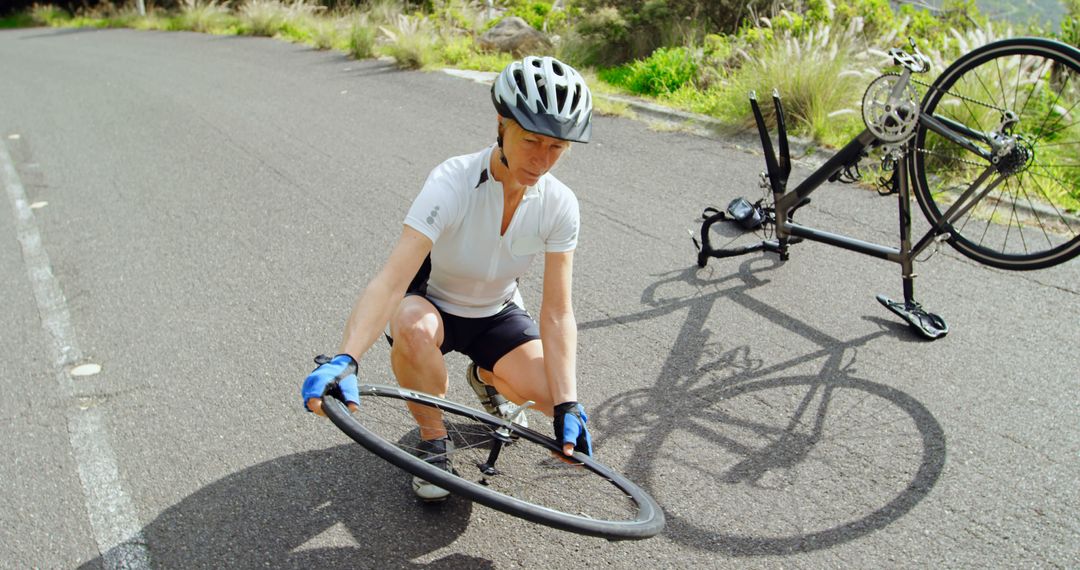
[1014,171,1069,248]
[1032,72,1073,144]
[1026,165,1080,237]
[1017,56,1052,122]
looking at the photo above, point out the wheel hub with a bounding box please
[994,135,1033,176]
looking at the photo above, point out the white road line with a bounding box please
[1,142,151,569]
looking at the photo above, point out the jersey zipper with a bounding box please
[487,190,534,281]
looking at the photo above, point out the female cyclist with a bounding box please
[301,56,594,501]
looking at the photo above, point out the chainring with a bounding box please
[862,73,921,143]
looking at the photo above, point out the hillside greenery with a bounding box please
[4,0,1079,211]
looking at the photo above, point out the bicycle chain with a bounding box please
[909,77,1000,168]
[911,77,1009,115]
[913,147,988,168]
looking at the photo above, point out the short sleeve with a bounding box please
[544,190,579,253]
[404,164,462,244]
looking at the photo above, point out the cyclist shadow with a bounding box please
[78,444,492,570]
[585,259,946,556]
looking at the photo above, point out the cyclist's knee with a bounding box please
[392,320,440,353]
[390,301,442,351]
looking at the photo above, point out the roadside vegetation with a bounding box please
[4,0,1079,211]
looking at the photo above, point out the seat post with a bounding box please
[896,147,916,304]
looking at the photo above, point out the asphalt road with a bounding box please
[1,28,1077,569]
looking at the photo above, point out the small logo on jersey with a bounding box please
[426,205,440,225]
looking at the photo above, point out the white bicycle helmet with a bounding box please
[491,56,593,143]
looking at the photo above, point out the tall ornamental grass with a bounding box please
[720,21,870,145]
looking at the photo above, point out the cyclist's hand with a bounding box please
[302,354,359,416]
[553,401,592,457]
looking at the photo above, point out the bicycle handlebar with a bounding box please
[696,210,783,267]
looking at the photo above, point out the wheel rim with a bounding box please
[323,385,663,540]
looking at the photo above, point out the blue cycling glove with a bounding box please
[301,354,359,412]
[553,401,592,456]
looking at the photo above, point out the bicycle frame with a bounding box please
[695,69,1000,338]
[781,112,1001,285]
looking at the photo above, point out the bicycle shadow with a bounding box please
[77,444,492,570]
[583,260,946,556]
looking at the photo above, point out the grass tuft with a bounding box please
[379,14,438,70]
[176,0,235,34]
[348,14,378,59]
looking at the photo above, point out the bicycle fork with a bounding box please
[694,90,797,266]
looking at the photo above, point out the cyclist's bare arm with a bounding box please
[540,250,578,408]
[307,225,432,416]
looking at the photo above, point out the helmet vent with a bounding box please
[511,68,526,93]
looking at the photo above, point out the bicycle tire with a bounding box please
[910,37,1080,270]
[321,384,665,540]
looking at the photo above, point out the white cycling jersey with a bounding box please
[404,144,580,318]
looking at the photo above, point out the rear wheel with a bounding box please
[911,37,1080,269]
[322,384,664,540]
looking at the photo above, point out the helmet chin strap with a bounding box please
[497,133,508,167]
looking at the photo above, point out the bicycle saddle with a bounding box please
[876,294,948,340]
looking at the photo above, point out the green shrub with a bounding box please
[1060,0,1080,48]
[0,13,35,27]
[561,6,629,66]
[504,0,546,30]
[834,0,896,36]
[439,34,474,64]
[30,3,70,25]
[1061,16,1080,49]
[574,6,628,44]
[493,0,569,33]
[569,0,712,64]
[621,46,699,97]
[439,36,513,70]
[737,24,773,45]
[694,33,737,89]
[432,0,485,34]
[939,0,987,31]
[597,65,633,88]
[572,0,771,37]
[658,83,727,117]
[899,5,946,48]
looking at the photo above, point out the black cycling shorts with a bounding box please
[388,295,541,372]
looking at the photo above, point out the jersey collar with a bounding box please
[476,143,543,197]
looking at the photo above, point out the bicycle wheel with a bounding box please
[321,384,664,540]
[910,37,1080,270]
